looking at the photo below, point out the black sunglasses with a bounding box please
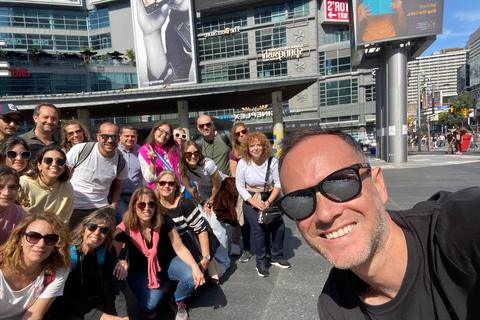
[184,151,200,159]
[66,129,83,137]
[137,201,156,210]
[23,231,59,246]
[197,122,212,129]
[0,115,22,125]
[86,223,110,235]
[234,129,247,138]
[275,163,372,221]
[174,132,187,139]
[100,134,119,141]
[6,150,31,160]
[43,157,66,166]
[158,181,175,187]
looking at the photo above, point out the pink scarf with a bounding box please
[117,222,161,289]
[138,143,181,190]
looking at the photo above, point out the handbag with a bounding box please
[258,157,282,225]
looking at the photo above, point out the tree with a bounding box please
[450,90,473,127]
[437,112,449,125]
[125,48,136,66]
[27,47,45,65]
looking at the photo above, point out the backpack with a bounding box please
[196,130,231,150]
[72,142,126,178]
[70,245,106,271]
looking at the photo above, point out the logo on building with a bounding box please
[262,45,304,62]
[204,26,241,38]
[7,68,30,78]
[233,109,301,121]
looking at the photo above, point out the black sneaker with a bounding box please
[270,259,292,269]
[239,250,253,263]
[256,264,269,277]
[171,300,188,320]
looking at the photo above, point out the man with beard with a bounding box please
[66,122,128,228]
[277,128,479,319]
[19,102,60,157]
[0,104,25,144]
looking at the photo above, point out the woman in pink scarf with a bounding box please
[114,187,204,320]
[138,121,181,190]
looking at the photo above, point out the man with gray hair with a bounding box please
[277,128,480,319]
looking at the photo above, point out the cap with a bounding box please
[0,103,26,120]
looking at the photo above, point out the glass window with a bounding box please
[197,11,247,34]
[255,27,286,54]
[198,33,248,61]
[287,0,310,18]
[254,3,286,24]
[257,60,287,78]
[319,51,354,75]
[320,78,359,106]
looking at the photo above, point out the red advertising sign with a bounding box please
[325,0,349,22]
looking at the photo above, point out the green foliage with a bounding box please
[450,90,472,121]
[125,49,135,65]
[437,112,449,125]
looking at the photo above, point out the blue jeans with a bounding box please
[127,256,195,313]
[116,194,132,225]
[243,193,285,266]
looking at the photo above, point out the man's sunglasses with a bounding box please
[158,181,175,187]
[184,151,200,159]
[67,129,83,137]
[174,132,187,140]
[23,231,59,246]
[43,157,66,166]
[234,129,247,138]
[100,134,119,141]
[137,201,156,210]
[0,115,22,125]
[6,150,31,160]
[274,163,372,221]
[197,122,212,129]
[86,223,110,235]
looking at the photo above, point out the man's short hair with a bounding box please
[33,102,61,119]
[279,128,366,171]
[98,122,118,134]
[0,165,20,187]
[120,125,137,135]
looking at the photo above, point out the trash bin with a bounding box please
[370,146,376,155]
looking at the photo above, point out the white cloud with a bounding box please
[453,10,480,22]
[437,29,469,40]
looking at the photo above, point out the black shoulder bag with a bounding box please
[259,157,282,225]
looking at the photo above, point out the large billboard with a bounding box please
[0,0,82,5]
[350,0,443,46]
[131,0,197,87]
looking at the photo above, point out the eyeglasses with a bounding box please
[197,122,212,129]
[136,201,156,210]
[23,231,59,246]
[66,129,83,137]
[158,181,175,187]
[274,163,372,221]
[234,129,247,138]
[174,132,187,140]
[6,150,31,160]
[184,151,200,159]
[86,223,110,235]
[156,128,171,138]
[0,115,22,126]
[99,134,119,141]
[43,157,66,166]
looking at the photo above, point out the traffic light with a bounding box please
[462,108,469,117]
[450,105,456,115]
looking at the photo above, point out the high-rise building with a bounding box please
[467,27,480,114]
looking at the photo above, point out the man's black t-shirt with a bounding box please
[318,187,480,319]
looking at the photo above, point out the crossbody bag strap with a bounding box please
[264,156,273,192]
[152,147,174,171]
[187,165,202,179]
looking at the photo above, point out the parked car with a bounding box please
[358,138,376,152]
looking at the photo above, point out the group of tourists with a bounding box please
[0,103,291,320]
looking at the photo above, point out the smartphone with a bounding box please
[174,21,192,52]
[143,0,167,14]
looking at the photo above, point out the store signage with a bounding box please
[325,0,349,21]
[233,109,301,121]
[204,26,241,38]
[262,45,304,62]
[7,68,30,77]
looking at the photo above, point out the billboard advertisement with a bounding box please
[350,0,443,46]
[323,0,349,23]
[0,0,82,5]
[131,0,197,87]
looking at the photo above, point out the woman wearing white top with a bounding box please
[235,132,291,278]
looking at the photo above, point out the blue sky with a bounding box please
[421,0,480,56]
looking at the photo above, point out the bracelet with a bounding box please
[207,202,213,208]
[200,201,206,206]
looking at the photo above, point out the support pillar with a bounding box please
[376,57,386,160]
[177,100,190,140]
[272,91,284,158]
[77,109,92,140]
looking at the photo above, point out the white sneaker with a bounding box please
[230,243,241,256]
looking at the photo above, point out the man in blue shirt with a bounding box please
[116,125,143,224]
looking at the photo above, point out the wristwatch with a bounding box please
[200,201,205,206]
[203,255,211,260]
[206,202,213,209]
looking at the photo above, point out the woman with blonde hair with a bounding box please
[60,118,90,153]
[0,212,71,319]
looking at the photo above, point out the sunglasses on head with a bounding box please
[43,157,66,166]
[86,223,110,235]
[6,150,31,160]
[234,129,248,138]
[184,151,200,159]
[158,181,175,187]
[67,129,83,137]
[99,134,119,141]
[137,201,156,210]
[197,122,212,129]
[174,132,187,140]
[274,163,372,221]
[0,115,22,126]
[23,231,59,246]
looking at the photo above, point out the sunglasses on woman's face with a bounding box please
[23,231,59,246]
[136,201,156,210]
[6,150,31,160]
[174,133,187,140]
[86,223,110,235]
[158,181,175,187]
[43,157,66,166]
[234,129,248,138]
[184,151,200,159]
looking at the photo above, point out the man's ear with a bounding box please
[371,166,388,205]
